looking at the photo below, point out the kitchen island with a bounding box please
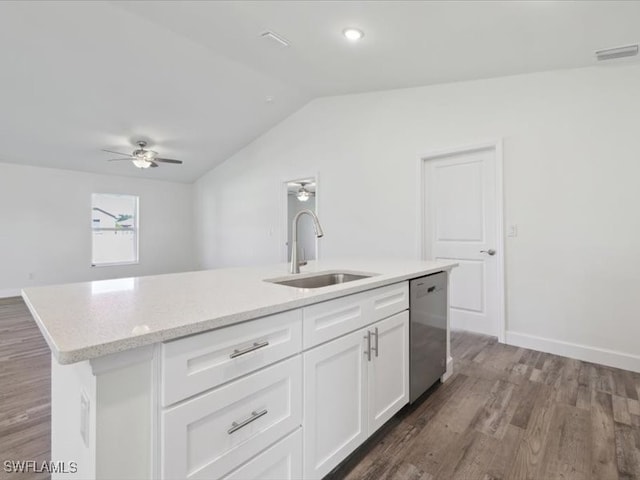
[22,258,457,480]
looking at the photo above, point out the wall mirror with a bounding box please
[283,176,318,263]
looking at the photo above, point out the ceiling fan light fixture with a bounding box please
[142,150,157,160]
[132,159,152,169]
[297,187,310,202]
[103,139,183,169]
[133,149,157,161]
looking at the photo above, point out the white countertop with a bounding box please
[22,258,457,365]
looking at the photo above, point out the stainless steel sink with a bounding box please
[266,271,374,289]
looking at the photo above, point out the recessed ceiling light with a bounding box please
[343,28,364,41]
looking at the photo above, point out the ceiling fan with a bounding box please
[289,181,315,202]
[102,141,183,169]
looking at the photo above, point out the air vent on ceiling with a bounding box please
[261,31,290,47]
[595,44,638,61]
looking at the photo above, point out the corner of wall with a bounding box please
[0,289,21,299]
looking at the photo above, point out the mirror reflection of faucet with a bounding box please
[290,210,324,274]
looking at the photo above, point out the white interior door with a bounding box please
[423,146,502,337]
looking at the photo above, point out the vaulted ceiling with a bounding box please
[1,1,639,182]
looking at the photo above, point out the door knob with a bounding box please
[480,249,496,256]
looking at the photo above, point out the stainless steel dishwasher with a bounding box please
[409,271,447,403]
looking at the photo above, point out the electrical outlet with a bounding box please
[80,390,90,447]
[507,225,518,237]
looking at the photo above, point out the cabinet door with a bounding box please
[303,329,368,479]
[367,311,409,434]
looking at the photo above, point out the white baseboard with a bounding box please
[441,356,454,382]
[506,330,640,374]
[0,288,20,299]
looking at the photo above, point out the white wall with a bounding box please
[0,162,195,296]
[195,64,640,370]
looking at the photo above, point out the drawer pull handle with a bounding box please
[230,341,269,359]
[227,409,268,434]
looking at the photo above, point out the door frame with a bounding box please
[281,173,320,263]
[417,140,506,343]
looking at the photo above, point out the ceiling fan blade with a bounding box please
[107,158,134,162]
[153,157,183,164]
[150,161,159,168]
[102,149,133,157]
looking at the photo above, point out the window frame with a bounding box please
[90,193,140,267]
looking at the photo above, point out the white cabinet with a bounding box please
[158,280,412,480]
[161,356,302,480]
[368,311,409,433]
[303,311,410,479]
[302,328,369,479]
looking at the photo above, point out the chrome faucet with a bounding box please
[290,210,324,274]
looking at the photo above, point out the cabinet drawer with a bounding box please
[222,429,302,480]
[370,282,409,323]
[302,282,408,348]
[161,356,302,480]
[161,309,302,406]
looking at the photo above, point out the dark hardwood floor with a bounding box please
[1,296,639,480]
[0,297,50,480]
[331,330,640,480]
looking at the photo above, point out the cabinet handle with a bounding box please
[372,327,379,357]
[227,409,268,434]
[364,331,372,362]
[229,340,269,359]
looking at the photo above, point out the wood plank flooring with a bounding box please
[331,330,640,480]
[1,296,640,480]
[0,297,50,480]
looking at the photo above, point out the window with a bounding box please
[91,193,139,266]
